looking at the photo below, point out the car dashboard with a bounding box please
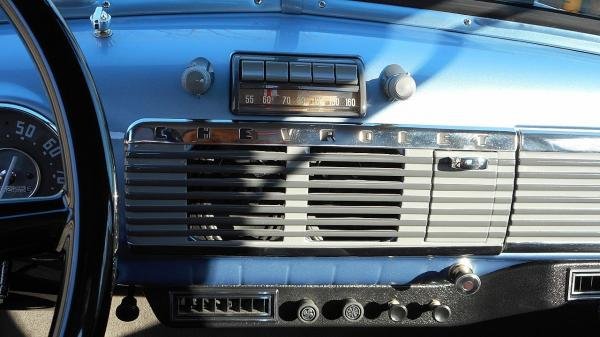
[2,0,600,329]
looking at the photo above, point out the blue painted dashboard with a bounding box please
[2,0,600,286]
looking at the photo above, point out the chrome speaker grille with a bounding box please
[125,145,432,245]
[124,121,517,255]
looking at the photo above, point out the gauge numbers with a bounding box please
[0,105,64,199]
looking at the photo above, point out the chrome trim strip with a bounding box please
[520,127,600,152]
[126,119,518,151]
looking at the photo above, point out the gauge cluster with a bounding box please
[0,105,63,199]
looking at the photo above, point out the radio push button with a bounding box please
[289,62,312,82]
[312,63,335,84]
[335,64,358,85]
[241,60,264,81]
[265,61,288,82]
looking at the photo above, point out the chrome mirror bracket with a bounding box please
[90,1,112,38]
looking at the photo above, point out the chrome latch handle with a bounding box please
[448,157,488,170]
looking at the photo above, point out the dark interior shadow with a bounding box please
[0,312,27,337]
[116,301,600,337]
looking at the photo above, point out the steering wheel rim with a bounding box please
[0,1,116,337]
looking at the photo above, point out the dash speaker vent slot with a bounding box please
[568,269,600,300]
[171,289,277,321]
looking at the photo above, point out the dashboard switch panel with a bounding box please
[231,54,366,117]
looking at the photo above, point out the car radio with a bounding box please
[230,53,366,117]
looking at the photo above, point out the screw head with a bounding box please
[102,1,110,8]
[464,18,472,26]
[254,0,262,5]
[319,0,327,8]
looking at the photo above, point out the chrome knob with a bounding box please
[388,300,408,322]
[449,263,482,295]
[342,298,364,321]
[380,64,416,101]
[181,57,214,96]
[429,300,451,323]
[297,299,319,324]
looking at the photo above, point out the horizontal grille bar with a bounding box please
[125,191,430,202]
[126,204,427,215]
[507,151,600,245]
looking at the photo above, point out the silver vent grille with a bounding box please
[125,145,434,247]
[124,121,518,254]
[508,152,600,244]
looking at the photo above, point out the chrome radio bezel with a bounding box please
[230,53,367,117]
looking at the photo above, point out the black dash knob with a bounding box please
[182,57,214,96]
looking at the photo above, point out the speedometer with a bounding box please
[0,104,64,199]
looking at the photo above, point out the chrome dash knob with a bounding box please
[449,263,482,295]
[429,300,451,323]
[388,300,408,322]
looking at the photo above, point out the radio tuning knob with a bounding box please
[181,57,214,96]
[379,64,416,101]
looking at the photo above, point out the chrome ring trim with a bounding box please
[0,102,57,133]
[0,102,63,198]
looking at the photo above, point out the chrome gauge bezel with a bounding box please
[0,102,64,199]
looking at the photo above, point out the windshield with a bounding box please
[366,0,600,34]
[521,0,599,19]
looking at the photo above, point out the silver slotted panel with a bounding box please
[507,152,600,244]
[124,121,518,252]
[426,151,515,245]
[125,145,513,249]
[125,145,433,247]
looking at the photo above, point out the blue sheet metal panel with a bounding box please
[0,24,50,114]
[65,13,600,130]
[115,256,522,286]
